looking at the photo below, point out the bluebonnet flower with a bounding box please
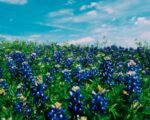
[28,52,37,63]
[89,45,98,55]
[100,56,114,86]
[15,101,32,118]
[115,63,125,83]
[15,96,31,118]
[7,58,18,77]
[19,62,35,84]
[30,52,37,60]
[41,56,51,63]
[77,56,92,66]
[124,60,141,101]
[0,67,3,78]
[115,72,125,83]
[62,69,72,82]
[24,107,32,118]
[74,67,98,82]
[31,76,48,105]
[15,101,25,113]
[138,49,150,75]
[50,64,61,74]
[63,57,74,68]
[45,72,54,84]
[75,69,90,82]
[46,102,67,120]
[89,67,98,77]
[73,65,82,76]
[10,51,26,65]
[53,51,63,63]
[90,91,108,114]
[68,86,84,117]
[0,79,8,95]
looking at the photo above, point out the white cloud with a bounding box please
[135,17,150,25]
[48,9,74,17]
[80,2,97,11]
[37,22,83,32]
[0,0,27,5]
[103,7,114,14]
[52,9,101,24]
[1,0,149,47]
[68,37,95,45]
[86,10,97,16]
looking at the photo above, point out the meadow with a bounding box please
[0,41,149,120]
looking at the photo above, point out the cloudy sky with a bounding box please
[0,0,150,47]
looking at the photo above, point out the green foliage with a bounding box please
[0,41,150,120]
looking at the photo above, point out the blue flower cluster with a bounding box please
[31,79,48,105]
[45,72,54,84]
[90,92,108,114]
[68,86,84,117]
[63,57,74,68]
[77,56,93,66]
[53,51,63,63]
[7,58,18,77]
[50,64,60,74]
[0,79,8,96]
[0,67,3,78]
[15,101,32,118]
[100,57,114,86]
[1,43,149,119]
[8,51,48,117]
[74,67,98,83]
[28,52,37,63]
[115,63,125,83]
[46,102,67,120]
[20,62,35,84]
[62,69,72,82]
[124,60,141,101]
[10,51,26,65]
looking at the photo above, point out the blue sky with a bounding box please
[0,0,150,47]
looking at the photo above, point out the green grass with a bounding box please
[0,41,150,120]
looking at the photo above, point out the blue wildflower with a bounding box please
[68,86,84,117]
[46,102,67,120]
[0,67,3,78]
[31,76,48,105]
[63,57,74,68]
[15,101,32,118]
[45,72,54,84]
[10,51,26,65]
[15,101,24,113]
[62,69,72,82]
[73,65,82,76]
[7,58,18,77]
[19,62,35,84]
[115,63,125,83]
[75,69,91,82]
[100,56,114,86]
[90,91,108,114]
[124,60,141,101]
[28,52,37,63]
[30,52,37,60]
[50,64,61,74]
[53,51,63,63]
[0,79,8,95]
[77,56,92,66]
[89,67,98,77]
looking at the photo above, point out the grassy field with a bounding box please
[0,41,149,120]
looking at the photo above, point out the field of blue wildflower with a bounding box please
[0,41,149,120]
